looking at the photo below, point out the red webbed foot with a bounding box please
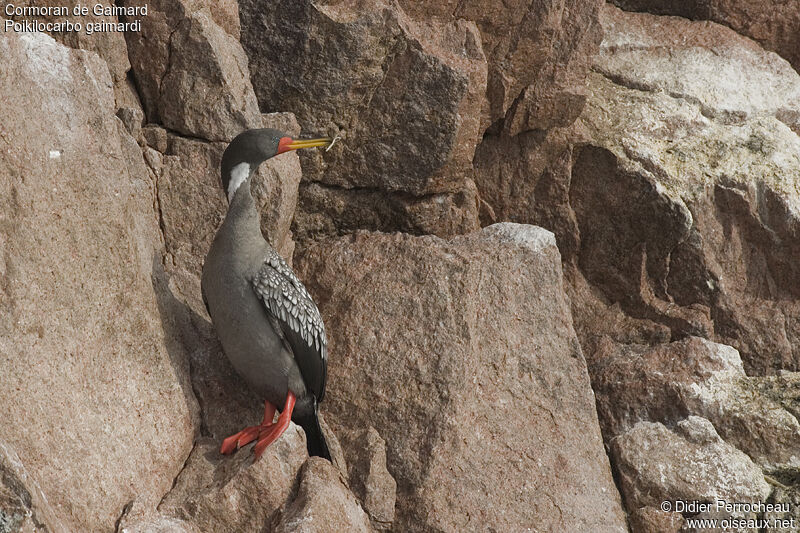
[219,400,277,455]
[253,391,296,460]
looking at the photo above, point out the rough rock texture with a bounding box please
[123,0,260,141]
[612,417,771,510]
[239,0,602,240]
[6,0,800,530]
[239,0,487,240]
[475,7,800,376]
[571,5,800,374]
[0,441,67,533]
[592,337,800,468]
[2,1,135,107]
[0,31,194,532]
[396,0,604,131]
[628,506,684,533]
[271,458,374,533]
[764,481,800,531]
[120,517,200,533]
[473,126,581,257]
[240,0,485,194]
[154,434,308,532]
[337,427,396,529]
[611,0,800,74]
[548,6,800,526]
[293,180,481,241]
[295,224,627,532]
[467,6,800,527]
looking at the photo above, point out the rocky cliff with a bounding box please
[0,1,798,532]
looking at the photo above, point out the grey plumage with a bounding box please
[251,247,327,401]
[201,128,330,460]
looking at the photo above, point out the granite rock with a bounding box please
[0,31,194,532]
[294,223,628,532]
[123,0,260,141]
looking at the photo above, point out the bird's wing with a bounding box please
[250,248,327,401]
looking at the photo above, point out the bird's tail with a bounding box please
[296,401,331,461]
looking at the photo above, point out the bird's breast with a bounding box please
[202,243,302,404]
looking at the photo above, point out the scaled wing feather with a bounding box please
[251,249,327,400]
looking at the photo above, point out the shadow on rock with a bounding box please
[149,254,261,440]
[145,257,383,532]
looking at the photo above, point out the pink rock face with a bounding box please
[611,0,800,74]
[295,224,628,532]
[475,7,800,377]
[0,31,194,532]
[123,0,261,141]
[5,0,799,528]
[240,0,485,195]
[570,4,800,374]
[591,337,800,468]
[397,0,604,131]
[271,458,374,533]
[239,0,601,239]
[472,122,583,258]
[595,4,800,132]
[238,0,495,239]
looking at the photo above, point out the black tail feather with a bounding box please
[296,403,331,461]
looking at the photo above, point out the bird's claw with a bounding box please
[219,393,296,462]
[220,423,274,455]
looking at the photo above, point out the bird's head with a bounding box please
[221,128,331,202]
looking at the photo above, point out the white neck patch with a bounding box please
[227,162,250,202]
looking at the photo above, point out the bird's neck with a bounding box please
[223,178,262,242]
[227,162,253,201]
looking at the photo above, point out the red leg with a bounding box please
[261,402,277,425]
[219,400,277,455]
[253,391,296,460]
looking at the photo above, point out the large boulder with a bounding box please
[122,0,260,141]
[610,0,800,74]
[591,337,800,469]
[239,0,489,239]
[0,31,194,531]
[594,4,800,131]
[295,223,627,532]
[612,417,771,514]
[588,335,800,526]
[570,5,800,374]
